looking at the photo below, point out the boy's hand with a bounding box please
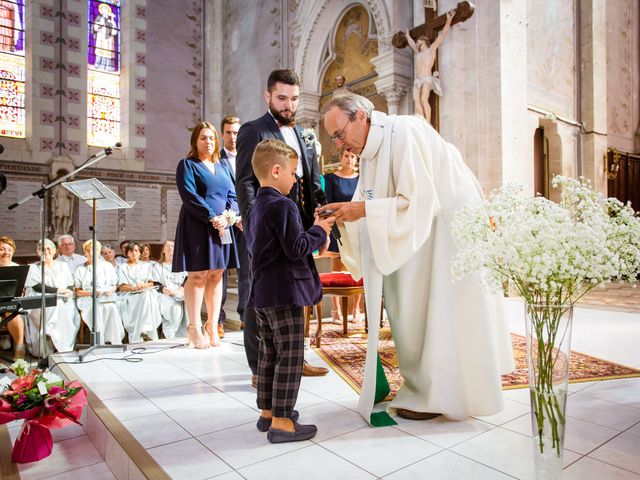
[314,212,335,235]
[318,235,331,256]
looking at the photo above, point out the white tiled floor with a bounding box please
[11,298,640,479]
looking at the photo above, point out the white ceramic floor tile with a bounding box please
[473,398,531,426]
[237,444,376,480]
[101,391,163,421]
[205,471,246,480]
[122,412,191,448]
[164,395,258,436]
[589,431,640,474]
[37,461,116,480]
[393,415,494,448]
[502,412,620,455]
[320,423,442,477]
[293,400,369,442]
[147,437,232,479]
[502,387,531,405]
[197,421,311,469]
[567,393,640,431]
[577,378,640,409]
[144,381,226,411]
[628,421,640,437]
[16,435,103,480]
[563,455,640,480]
[382,449,514,479]
[451,426,579,480]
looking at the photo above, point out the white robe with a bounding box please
[74,260,125,345]
[152,262,187,338]
[339,111,514,424]
[116,262,161,343]
[24,261,78,354]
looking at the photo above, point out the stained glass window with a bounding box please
[87,0,120,146]
[0,0,25,139]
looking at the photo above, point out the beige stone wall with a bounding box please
[606,0,640,153]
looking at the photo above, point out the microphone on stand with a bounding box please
[313,189,341,245]
[90,142,122,160]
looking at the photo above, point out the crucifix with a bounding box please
[392,1,475,130]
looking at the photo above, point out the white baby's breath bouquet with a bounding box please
[451,176,640,304]
[451,175,640,460]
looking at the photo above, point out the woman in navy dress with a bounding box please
[323,149,362,323]
[173,121,239,348]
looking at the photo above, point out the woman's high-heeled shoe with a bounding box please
[204,321,221,347]
[330,309,342,325]
[187,325,210,349]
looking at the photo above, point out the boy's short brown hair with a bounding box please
[251,139,298,182]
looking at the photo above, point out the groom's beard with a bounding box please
[269,103,296,126]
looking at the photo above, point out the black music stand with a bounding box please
[8,144,120,369]
[63,178,133,362]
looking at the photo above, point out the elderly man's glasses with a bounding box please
[329,118,353,142]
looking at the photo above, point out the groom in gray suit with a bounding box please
[236,69,329,383]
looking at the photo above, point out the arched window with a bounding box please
[0,0,25,139]
[87,0,120,146]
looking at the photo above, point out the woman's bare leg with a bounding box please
[184,270,209,349]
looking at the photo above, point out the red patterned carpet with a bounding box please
[311,320,640,398]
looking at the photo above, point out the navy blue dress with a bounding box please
[323,173,359,252]
[173,157,239,272]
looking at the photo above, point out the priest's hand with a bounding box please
[323,201,365,224]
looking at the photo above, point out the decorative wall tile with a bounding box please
[68,142,80,153]
[41,5,55,18]
[41,85,55,97]
[68,63,80,76]
[68,13,80,26]
[40,58,54,70]
[41,112,54,125]
[41,32,55,45]
[135,149,145,160]
[135,77,145,89]
[135,124,145,136]
[68,39,80,52]
[136,6,146,18]
[135,101,145,113]
[40,139,54,151]
[135,53,146,65]
[136,30,146,42]
[67,115,79,128]
[67,89,80,103]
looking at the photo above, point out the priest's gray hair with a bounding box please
[322,92,374,121]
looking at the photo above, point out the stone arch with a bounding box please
[538,118,564,202]
[294,0,391,123]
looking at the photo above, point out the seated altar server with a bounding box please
[153,240,188,339]
[25,238,78,355]
[117,242,161,343]
[74,239,125,345]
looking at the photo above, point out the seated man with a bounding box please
[56,234,87,272]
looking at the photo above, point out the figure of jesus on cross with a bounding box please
[405,9,455,122]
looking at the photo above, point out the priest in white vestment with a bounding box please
[321,93,514,425]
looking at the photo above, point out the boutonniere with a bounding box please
[301,128,317,148]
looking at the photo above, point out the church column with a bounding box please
[297,91,321,129]
[371,49,412,115]
[580,0,608,193]
[203,0,224,126]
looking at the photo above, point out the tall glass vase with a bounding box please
[525,302,573,480]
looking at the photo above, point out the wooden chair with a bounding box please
[305,272,381,347]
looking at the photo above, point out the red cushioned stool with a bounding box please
[305,272,372,347]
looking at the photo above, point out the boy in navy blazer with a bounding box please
[245,139,334,443]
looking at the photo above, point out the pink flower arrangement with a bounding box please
[0,360,87,463]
